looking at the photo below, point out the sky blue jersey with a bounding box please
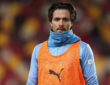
[27,41,99,85]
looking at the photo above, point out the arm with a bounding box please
[26,43,42,85]
[79,41,99,85]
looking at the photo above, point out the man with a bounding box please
[27,2,99,85]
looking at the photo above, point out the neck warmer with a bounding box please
[47,29,81,47]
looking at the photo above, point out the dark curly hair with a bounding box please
[48,2,76,22]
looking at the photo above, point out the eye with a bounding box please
[54,18,60,21]
[63,18,69,22]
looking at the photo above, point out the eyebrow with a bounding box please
[53,17,70,21]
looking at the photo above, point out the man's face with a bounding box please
[50,9,72,33]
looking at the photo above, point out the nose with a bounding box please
[59,20,64,26]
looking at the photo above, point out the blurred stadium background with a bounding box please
[0,0,110,85]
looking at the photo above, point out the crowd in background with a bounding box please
[0,0,110,85]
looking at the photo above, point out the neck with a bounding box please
[47,29,80,47]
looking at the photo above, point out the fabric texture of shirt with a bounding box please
[37,40,85,85]
[27,29,98,85]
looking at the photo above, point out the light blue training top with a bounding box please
[27,29,99,85]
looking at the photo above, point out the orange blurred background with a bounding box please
[0,0,110,85]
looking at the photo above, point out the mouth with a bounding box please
[57,29,65,33]
[57,27,65,33]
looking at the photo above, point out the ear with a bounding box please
[50,22,52,27]
[70,22,73,27]
[71,23,73,27]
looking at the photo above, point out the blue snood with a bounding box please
[48,29,81,47]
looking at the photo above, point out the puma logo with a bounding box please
[49,68,64,82]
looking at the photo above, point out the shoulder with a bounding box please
[33,43,43,54]
[79,41,91,50]
[34,40,48,50]
[33,40,48,55]
[79,40,88,46]
[34,43,43,50]
[79,41,93,59]
[31,43,43,59]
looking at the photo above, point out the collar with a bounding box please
[47,28,81,47]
